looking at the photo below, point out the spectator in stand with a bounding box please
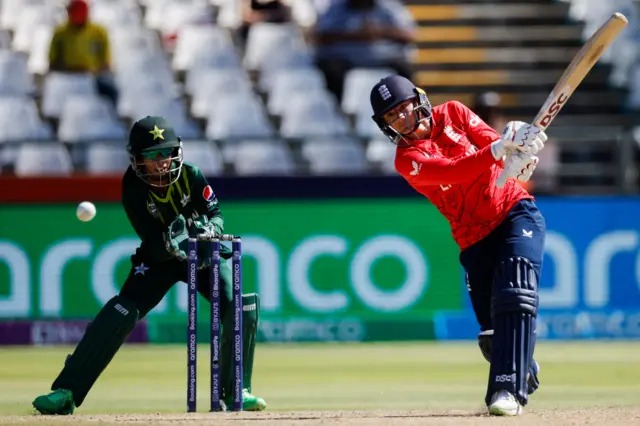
[49,0,118,105]
[239,0,293,43]
[313,0,416,102]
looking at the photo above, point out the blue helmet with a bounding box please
[370,75,432,145]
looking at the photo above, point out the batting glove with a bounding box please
[490,121,547,160]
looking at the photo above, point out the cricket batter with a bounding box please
[33,116,266,414]
[370,75,546,416]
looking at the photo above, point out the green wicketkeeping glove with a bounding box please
[163,215,190,261]
[188,215,233,264]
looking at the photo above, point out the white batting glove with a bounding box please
[495,152,539,188]
[490,121,547,160]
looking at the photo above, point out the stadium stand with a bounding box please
[0,0,638,194]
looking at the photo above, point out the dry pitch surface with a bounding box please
[1,342,639,425]
[2,408,640,426]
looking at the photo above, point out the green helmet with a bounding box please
[126,116,184,188]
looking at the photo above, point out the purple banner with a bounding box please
[0,320,148,345]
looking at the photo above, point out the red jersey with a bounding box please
[395,101,532,251]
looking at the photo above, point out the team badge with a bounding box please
[202,185,215,202]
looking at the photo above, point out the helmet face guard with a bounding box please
[372,87,432,146]
[128,144,184,188]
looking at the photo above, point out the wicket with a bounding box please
[187,234,243,413]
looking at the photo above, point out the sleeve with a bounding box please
[383,1,416,30]
[122,182,174,263]
[396,145,498,187]
[449,101,502,149]
[48,30,60,66]
[189,166,225,235]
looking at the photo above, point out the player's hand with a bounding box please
[495,152,539,188]
[164,215,189,260]
[189,215,218,239]
[491,121,547,160]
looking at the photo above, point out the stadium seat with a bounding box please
[266,68,327,116]
[0,0,54,31]
[279,93,350,139]
[231,139,296,176]
[171,24,235,72]
[90,1,143,31]
[301,138,368,175]
[27,25,53,74]
[156,1,215,36]
[185,63,248,96]
[117,77,178,119]
[190,72,253,118]
[85,143,131,175]
[181,140,224,175]
[11,5,64,53]
[341,68,396,116]
[216,0,240,29]
[243,23,307,71]
[366,138,396,174]
[42,72,98,119]
[257,48,315,92]
[14,143,73,177]
[134,98,202,139]
[58,96,127,143]
[0,51,35,95]
[0,96,53,143]
[355,111,382,139]
[205,96,275,140]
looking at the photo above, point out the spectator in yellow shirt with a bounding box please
[49,0,118,105]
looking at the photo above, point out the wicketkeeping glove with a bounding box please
[164,214,190,261]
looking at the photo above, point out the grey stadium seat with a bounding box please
[0,51,35,95]
[279,92,350,139]
[172,24,235,72]
[206,96,275,140]
[190,71,253,118]
[301,138,369,175]
[42,72,97,118]
[86,143,131,175]
[341,68,395,116]
[58,96,127,143]
[366,138,397,174]
[266,68,326,116]
[181,140,224,175]
[0,96,53,143]
[231,139,295,176]
[14,143,73,177]
[243,23,307,71]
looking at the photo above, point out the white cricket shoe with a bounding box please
[488,390,523,416]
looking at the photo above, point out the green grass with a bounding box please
[1,341,639,415]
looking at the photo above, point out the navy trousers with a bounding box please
[459,199,546,331]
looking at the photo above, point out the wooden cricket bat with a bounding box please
[496,12,628,188]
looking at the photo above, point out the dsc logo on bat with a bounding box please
[539,89,571,127]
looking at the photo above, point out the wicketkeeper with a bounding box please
[33,116,266,414]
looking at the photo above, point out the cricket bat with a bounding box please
[496,12,628,188]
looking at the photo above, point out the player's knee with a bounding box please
[492,257,538,317]
[242,293,260,327]
[103,295,139,327]
[477,330,493,363]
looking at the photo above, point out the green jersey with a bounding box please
[122,162,224,263]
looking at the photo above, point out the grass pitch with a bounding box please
[0,341,638,424]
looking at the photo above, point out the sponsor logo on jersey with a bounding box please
[202,185,215,202]
[444,125,462,143]
[146,199,160,219]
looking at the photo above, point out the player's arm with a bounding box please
[449,101,501,149]
[189,166,224,235]
[397,145,499,187]
[121,185,174,262]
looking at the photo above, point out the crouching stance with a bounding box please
[33,117,266,414]
[370,75,545,415]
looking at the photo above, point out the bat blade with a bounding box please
[496,12,628,189]
[533,12,628,131]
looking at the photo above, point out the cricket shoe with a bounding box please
[224,389,267,411]
[488,390,523,416]
[32,389,75,415]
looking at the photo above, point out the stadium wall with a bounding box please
[1,176,639,343]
